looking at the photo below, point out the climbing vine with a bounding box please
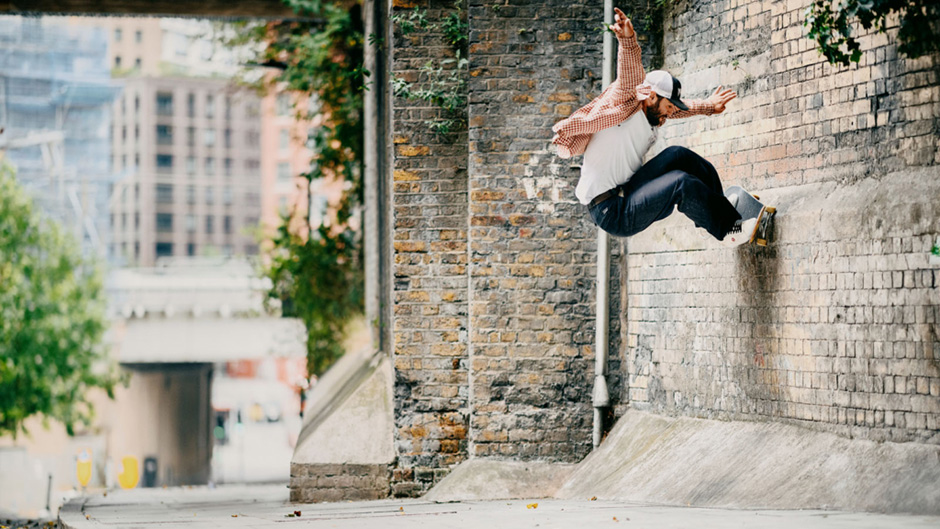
[224,0,366,377]
[804,0,939,66]
[392,0,469,138]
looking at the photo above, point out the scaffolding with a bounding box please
[0,16,123,260]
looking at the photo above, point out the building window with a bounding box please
[187,93,196,118]
[156,125,173,145]
[134,95,140,112]
[206,95,215,119]
[244,159,260,176]
[276,93,291,116]
[245,192,260,206]
[134,212,139,229]
[205,157,215,175]
[224,97,231,120]
[224,158,233,176]
[156,92,173,116]
[114,28,122,42]
[277,162,291,183]
[135,125,139,140]
[186,185,196,204]
[246,102,259,118]
[187,126,195,147]
[186,214,196,233]
[205,188,215,205]
[114,55,121,68]
[205,216,214,234]
[187,243,196,256]
[156,154,173,172]
[204,129,215,147]
[186,156,196,176]
[224,128,232,148]
[155,242,173,257]
[135,154,140,167]
[279,129,289,150]
[245,131,260,147]
[156,213,173,233]
[155,183,173,204]
[222,187,233,205]
[135,30,142,43]
[122,126,126,140]
[134,57,141,69]
[223,215,233,234]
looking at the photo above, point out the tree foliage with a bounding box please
[805,0,939,66]
[0,164,121,438]
[229,0,367,376]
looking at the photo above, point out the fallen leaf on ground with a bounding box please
[613,517,618,522]
[526,503,538,509]
[399,507,404,512]
[293,511,302,517]
[231,514,238,518]
[590,496,597,501]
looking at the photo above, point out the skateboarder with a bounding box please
[551,7,755,246]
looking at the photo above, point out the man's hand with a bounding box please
[610,7,635,39]
[707,86,737,113]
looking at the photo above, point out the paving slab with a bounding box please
[59,485,940,529]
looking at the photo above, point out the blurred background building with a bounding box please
[0,17,121,259]
[0,13,339,519]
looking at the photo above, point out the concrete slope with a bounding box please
[424,460,576,502]
[292,346,394,465]
[556,411,940,515]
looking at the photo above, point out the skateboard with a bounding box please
[724,185,776,246]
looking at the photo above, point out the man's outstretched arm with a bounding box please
[611,7,645,94]
[670,85,738,119]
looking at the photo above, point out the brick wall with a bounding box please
[619,0,940,443]
[390,0,472,497]
[464,0,612,461]
[290,463,390,502]
[387,0,939,503]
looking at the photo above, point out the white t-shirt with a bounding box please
[575,110,658,205]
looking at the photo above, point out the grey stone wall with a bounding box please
[619,0,940,443]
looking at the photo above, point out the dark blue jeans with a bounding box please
[588,146,741,240]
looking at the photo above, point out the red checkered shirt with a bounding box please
[551,33,717,159]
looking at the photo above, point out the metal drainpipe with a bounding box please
[592,0,615,449]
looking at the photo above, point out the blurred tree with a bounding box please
[0,164,121,438]
[228,0,366,377]
[805,0,939,66]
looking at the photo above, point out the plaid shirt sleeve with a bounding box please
[669,98,717,120]
[551,34,646,159]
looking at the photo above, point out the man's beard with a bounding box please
[645,102,665,127]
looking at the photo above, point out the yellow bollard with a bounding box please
[117,456,139,489]
[76,449,92,488]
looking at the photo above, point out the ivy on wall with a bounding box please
[392,0,469,138]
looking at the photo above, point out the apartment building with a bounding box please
[110,77,263,265]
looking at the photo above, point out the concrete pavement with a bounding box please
[59,484,940,528]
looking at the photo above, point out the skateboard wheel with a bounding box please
[766,207,776,214]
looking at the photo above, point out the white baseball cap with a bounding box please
[645,70,689,111]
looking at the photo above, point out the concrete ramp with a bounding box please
[556,411,940,515]
[424,460,576,502]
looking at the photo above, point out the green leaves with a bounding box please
[235,0,366,376]
[804,0,939,66]
[0,164,121,438]
[392,0,469,139]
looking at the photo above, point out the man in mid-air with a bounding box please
[552,8,752,246]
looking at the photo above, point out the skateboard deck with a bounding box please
[724,185,776,246]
